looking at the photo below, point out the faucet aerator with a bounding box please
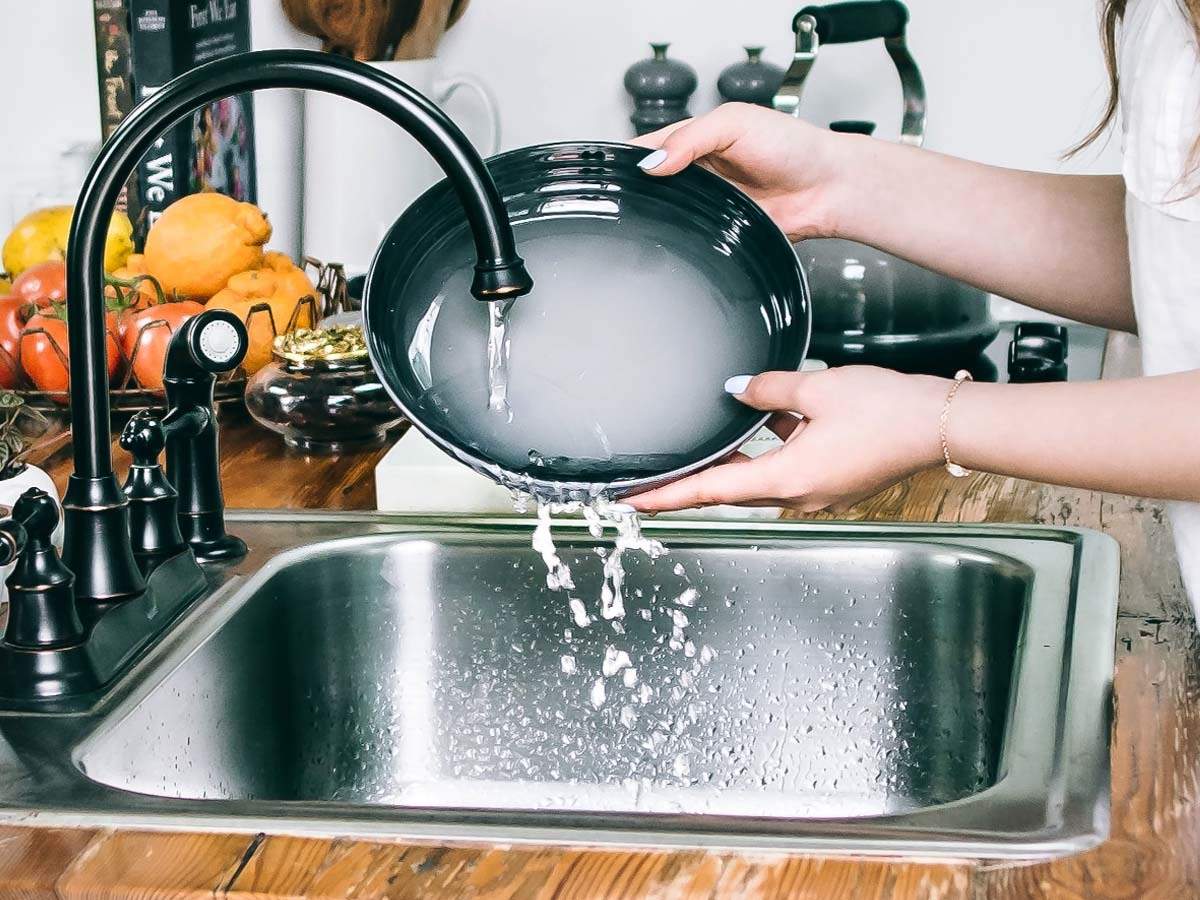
[471,260,535,301]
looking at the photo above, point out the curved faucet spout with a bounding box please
[63,49,533,602]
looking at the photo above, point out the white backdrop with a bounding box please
[2,0,1121,255]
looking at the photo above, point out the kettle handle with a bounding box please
[829,120,878,136]
[774,0,925,148]
[794,1,909,44]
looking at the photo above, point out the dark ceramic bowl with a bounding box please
[363,142,810,499]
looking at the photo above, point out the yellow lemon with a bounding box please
[2,205,134,276]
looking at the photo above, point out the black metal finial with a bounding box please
[1,488,83,650]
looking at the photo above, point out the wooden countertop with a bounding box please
[2,345,1197,898]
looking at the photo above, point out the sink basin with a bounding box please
[81,535,1031,815]
[0,514,1118,858]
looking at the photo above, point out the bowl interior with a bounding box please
[365,143,809,494]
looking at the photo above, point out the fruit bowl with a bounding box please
[5,257,352,413]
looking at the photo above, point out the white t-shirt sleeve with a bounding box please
[1120,0,1200,220]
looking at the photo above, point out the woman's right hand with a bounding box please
[631,103,855,241]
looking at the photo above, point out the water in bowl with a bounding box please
[406,215,774,490]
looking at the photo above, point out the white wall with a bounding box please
[431,0,1119,173]
[0,1,105,226]
[1,0,1120,247]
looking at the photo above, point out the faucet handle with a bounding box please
[0,519,26,569]
[1,488,82,650]
[11,488,59,545]
[119,412,187,571]
[120,411,167,465]
[0,488,59,566]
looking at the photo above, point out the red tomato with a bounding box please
[11,262,67,308]
[20,312,121,399]
[0,296,31,389]
[119,300,204,391]
[105,273,162,314]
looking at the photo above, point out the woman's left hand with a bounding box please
[626,366,951,514]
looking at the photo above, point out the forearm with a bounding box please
[948,373,1200,500]
[831,136,1135,332]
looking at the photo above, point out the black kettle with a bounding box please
[774,1,999,375]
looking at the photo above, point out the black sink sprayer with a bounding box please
[0,50,532,708]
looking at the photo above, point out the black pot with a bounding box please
[364,142,811,499]
[799,238,999,374]
[771,3,999,376]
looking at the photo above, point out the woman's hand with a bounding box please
[627,367,950,514]
[632,103,853,241]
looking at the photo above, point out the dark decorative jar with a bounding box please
[717,47,786,107]
[623,43,698,136]
[245,326,404,453]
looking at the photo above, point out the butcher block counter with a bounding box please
[0,336,1194,899]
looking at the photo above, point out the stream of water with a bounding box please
[485,298,513,421]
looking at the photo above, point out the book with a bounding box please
[91,0,141,229]
[128,1,257,238]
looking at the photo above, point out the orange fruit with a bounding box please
[143,193,271,298]
[206,254,316,374]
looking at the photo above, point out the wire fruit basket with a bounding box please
[5,258,352,413]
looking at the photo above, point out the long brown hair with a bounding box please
[1073,0,1200,178]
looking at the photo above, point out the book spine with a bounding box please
[128,0,259,233]
[179,0,258,202]
[91,0,142,228]
[128,0,186,235]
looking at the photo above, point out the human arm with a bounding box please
[635,104,1135,332]
[626,368,1200,513]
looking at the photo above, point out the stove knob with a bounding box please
[1014,322,1069,357]
[1008,322,1068,383]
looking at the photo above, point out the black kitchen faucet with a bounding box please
[0,49,533,706]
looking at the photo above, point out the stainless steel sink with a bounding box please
[0,513,1118,858]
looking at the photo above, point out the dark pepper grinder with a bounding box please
[717,47,786,107]
[624,43,698,136]
[0,489,83,650]
[161,310,249,562]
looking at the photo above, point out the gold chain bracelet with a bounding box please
[939,369,974,478]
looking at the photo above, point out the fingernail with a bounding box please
[637,149,668,171]
[724,375,753,394]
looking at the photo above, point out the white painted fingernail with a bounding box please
[638,149,668,171]
[724,375,753,394]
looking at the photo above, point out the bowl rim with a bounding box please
[362,139,811,500]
